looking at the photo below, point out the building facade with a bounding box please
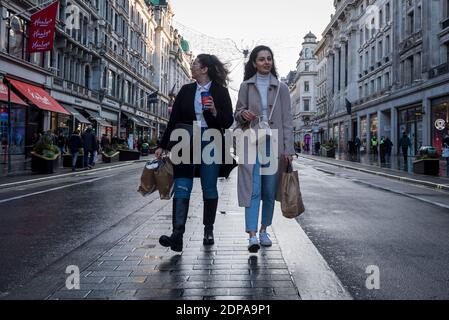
[289,32,319,151]
[314,36,329,145]
[315,0,449,156]
[0,0,192,170]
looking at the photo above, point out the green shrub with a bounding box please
[33,132,60,159]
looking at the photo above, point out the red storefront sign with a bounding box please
[27,1,59,53]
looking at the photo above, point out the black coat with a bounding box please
[82,130,97,152]
[68,134,83,154]
[158,82,235,179]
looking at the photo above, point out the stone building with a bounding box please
[289,32,319,151]
[316,0,449,156]
[0,0,192,171]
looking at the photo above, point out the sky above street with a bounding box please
[170,0,335,99]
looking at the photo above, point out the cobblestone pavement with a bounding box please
[48,174,301,300]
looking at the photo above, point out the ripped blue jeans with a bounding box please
[173,131,220,200]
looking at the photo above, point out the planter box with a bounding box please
[413,159,440,176]
[102,152,120,163]
[119,150,141,161]
[62,154,85,168]
[31,152,60,174]
[322,148,336,158]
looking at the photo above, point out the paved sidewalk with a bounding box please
[300,154,449,191]
[46,174,303,300]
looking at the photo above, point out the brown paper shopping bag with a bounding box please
[154,157,174,200]
[280,164,305,219]
[138,162,158,196]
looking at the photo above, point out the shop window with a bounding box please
[7,13,26,60]
[0,103,26,155]
[398,105,423,155]
[431,98,449,152]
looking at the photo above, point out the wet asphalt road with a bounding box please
[296,157,449,300]
[0,163,159,296]
[1,158,449,299]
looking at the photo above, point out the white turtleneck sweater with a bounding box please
[256,73,270,122]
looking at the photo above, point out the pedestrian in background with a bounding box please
[399,132,412,169]
[443,134,449,177]
[371,136,378,161]
[155,54,234,252]
[101,134,110,151]
[314,141,321,156]
[234,45,295,253]
[56,131,66,155]
[82,125,96,169]
[384,137,393,164]
[379,136,386,165]
[92,134,100,166]
[354,136,361,160]
[111,135,119,147]
[68,130,83,172]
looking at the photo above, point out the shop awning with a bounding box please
[6,77,70,115]
[64,105,91,124]
[138,117,152,128]
[84,109,112,127]
[123,112,150,127]
[0,83,28,106]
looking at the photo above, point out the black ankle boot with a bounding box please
[159,198,190,252]
[203,199,218,245]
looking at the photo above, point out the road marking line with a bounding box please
[0,175,114,204]
[0,161,143,189]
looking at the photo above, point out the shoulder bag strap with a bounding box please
[268,82,281,121]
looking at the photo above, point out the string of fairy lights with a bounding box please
[173,19,302,100]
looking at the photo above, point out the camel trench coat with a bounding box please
[234,74,296,208]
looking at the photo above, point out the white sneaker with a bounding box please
[248,236,260,253]
[259,231,272,247]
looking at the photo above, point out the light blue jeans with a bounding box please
[245,138,278,233]
[173,130,220,200]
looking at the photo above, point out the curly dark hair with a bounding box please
[196,54,230,87]
[244,45,279,81]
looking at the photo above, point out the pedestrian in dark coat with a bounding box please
[155,54,234,252]
[101,134,110,151]
[68,130,83,171]
[384,137,393,164]
[56,132,66,155]
[82,126,96,169]
[399,132,412,168]
[379,137,386,164]
[443,134,449,177]
[314,141,321,155]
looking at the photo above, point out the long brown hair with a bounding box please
[244,45,279,81]
[197,54,230,87]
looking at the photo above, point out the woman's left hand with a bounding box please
[203,96,217,116]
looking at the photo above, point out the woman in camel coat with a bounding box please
[234,45,295,253]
